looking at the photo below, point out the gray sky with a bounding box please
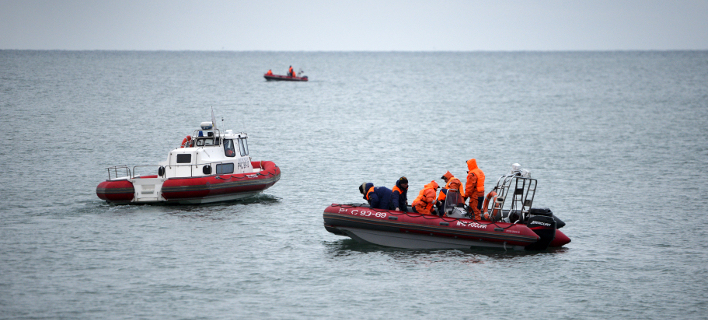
[1,0,707,51]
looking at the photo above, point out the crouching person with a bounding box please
[359,182,394,210]
[412,180,439,215]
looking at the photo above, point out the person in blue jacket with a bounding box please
[391,177,409,212]
[359,182,394,210]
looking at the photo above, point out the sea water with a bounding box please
[1,50,707,319]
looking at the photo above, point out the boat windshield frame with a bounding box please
[442,189,466,215]
[488,174,537,223]
[191,128,222,147]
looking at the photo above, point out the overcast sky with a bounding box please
[1,0,707,51]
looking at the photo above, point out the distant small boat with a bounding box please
[264,73,308,82]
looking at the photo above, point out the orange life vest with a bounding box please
[365,186,375,201]
[466,159,485,194]
[438,177,462,202]
[392,185,403,195]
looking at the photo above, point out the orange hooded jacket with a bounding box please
[437,171,463,202]
[412,180,439,215]
[465,159,485,196]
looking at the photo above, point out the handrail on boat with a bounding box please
[487,175,537,223]
[106,165,131,180]
[107,160,269,180]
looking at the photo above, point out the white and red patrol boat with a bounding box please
[323,165,570,251]
[96,118,280,205]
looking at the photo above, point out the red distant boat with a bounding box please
[264,73,308,81]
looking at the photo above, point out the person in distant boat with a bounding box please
[436,171,463,213]
[360,182,394,210]
[391,177,409,212]
[266,69,273,76]
[465,159,485,220]
[288,65,294,77]
[412,180,439,215]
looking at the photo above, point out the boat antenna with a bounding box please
[242,115,247,133]
[240,102,247,133]
[211,106,217,130]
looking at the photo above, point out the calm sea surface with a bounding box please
[1,51,707,319]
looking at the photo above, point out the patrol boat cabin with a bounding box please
[166,121,254,178]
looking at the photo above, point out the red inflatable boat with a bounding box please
[264,69,308,81]
[324,165,570,251]
[264,74,308,81]
[323,204,570,250]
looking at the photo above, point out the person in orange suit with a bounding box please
[465,159,485,220]
[266,69,273,75]
[437,171,463,203]
[288,65,294,77]
[412,180,440,215]
[436,171,463,213]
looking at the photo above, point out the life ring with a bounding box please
[181,135,192,148]
[482,191,498,220]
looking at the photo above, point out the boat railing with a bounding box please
[106,165,131,180]
[487,175,537,223]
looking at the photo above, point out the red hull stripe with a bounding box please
[162,176,279,193]
[161,162,280,199]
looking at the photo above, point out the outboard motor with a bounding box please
[528,207,565,228]
[525,208,557,251]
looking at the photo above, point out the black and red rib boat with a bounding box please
[323,165,570,251]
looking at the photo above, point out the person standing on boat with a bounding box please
[288,65,294,77]
[465,159,486,220]
[412,180,440,215]
[359,182,394,210]
[391,177,409,212]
